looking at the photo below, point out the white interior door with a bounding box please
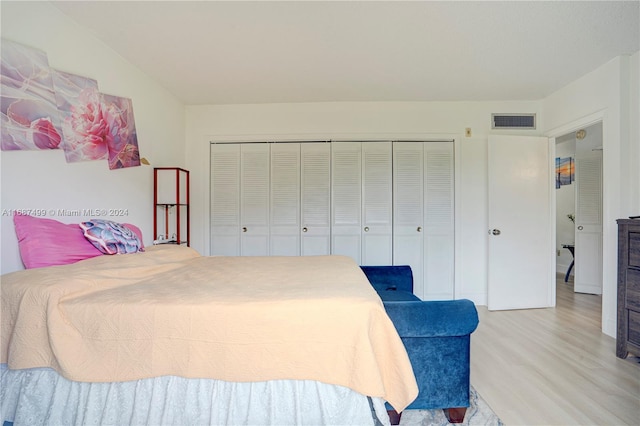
[488,135,554,310]
[574,144,603,294]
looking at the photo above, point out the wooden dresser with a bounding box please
[616,218,640,359]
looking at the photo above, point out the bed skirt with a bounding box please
[1,364,389,426]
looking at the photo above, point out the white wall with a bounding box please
[630,51,640,214]
[543,53,639,337]
[186,101,543,304]
[0,2,186,273]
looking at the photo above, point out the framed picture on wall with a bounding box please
[555,156,574,188]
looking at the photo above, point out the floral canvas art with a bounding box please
[101,94,140,170]
[1,38,142,169]
[1,39,63,151]
[52,70,108,162]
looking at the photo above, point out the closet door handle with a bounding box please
[364,227,370,232]
[242,227,247,233]
[417,226,422,232]
[302,227,308,233]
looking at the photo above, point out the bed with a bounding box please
[1,243,418,425]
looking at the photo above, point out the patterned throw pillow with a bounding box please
[80,219,144,255]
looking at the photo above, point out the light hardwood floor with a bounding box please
[470,275,640,425]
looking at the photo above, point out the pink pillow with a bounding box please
[13,215,102,269]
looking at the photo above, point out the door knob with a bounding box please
[242,227,247,233]
[364,227,370,232]
[491,229,501,235]
[417,226,422,232]
[577,225,584,230]
[302,227,308,232]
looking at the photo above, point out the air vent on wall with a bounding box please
[491,113,536,129]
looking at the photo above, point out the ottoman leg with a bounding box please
[387,409,402,425]
[444,407,467,423]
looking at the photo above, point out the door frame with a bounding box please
[546,110,605,311]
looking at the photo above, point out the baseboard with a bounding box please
[574,284,602,295]
[457,292,487,306]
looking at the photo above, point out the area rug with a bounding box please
[398,386,503,426]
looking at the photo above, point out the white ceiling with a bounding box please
[51,1,639,105]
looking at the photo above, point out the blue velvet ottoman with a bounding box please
[360,266,479,424]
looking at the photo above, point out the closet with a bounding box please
[331,142,393,266]
[393,142,454,300]
[210,140,454,300]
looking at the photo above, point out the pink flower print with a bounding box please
[62,88,108,161]
[102,100,128,150]
[5,99,61,149]
[31,117,61,149]
[101,95,140,169]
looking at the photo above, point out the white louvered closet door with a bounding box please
[332,142,363,263]
[361,142,393,265]
[210,144,241,256]
[212,141,453,275]
[241,144,270,256]
[301,143,331,255]
[424,142,455,300]
[574,149,603,295]
[393,141,454,300]
[270,144,301,256]
[393,142,425,295]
